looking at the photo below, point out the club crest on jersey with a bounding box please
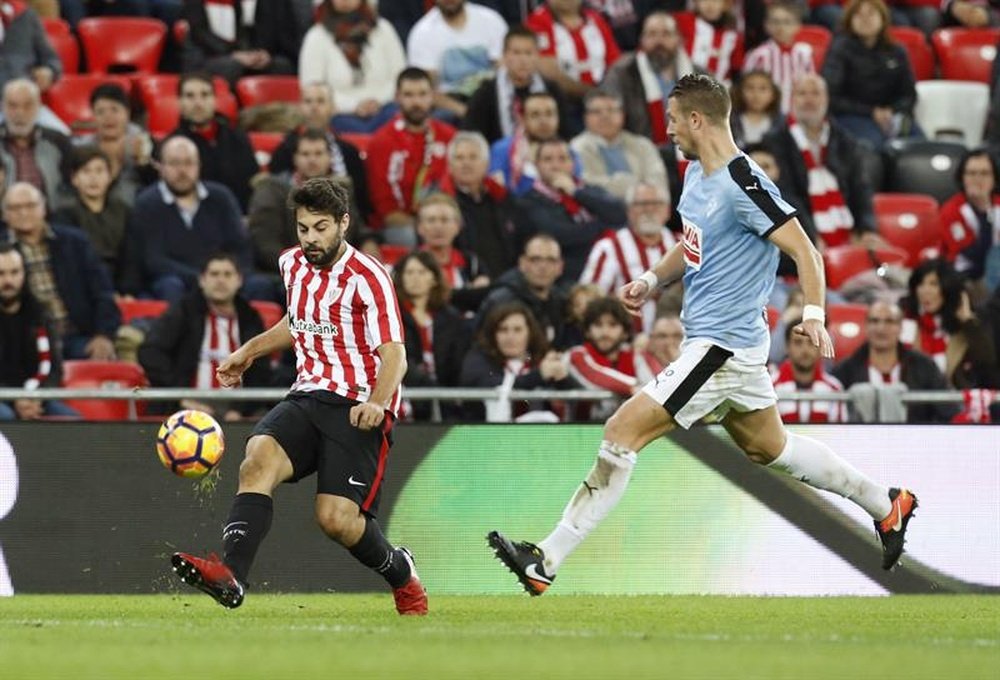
[288,315,339,336]
[682,219,703,270]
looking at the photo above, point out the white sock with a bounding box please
[537,440,637,575]
[768,432,892,520]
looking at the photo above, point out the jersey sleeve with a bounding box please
[728,155,798,238]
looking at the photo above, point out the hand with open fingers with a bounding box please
[618,279,651,315]
[216,348,252,388]
[350,401,386,430]
[793,319,835,358]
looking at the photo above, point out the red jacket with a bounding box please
[364,116,456,228]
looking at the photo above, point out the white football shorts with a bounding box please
[640,338,777,429]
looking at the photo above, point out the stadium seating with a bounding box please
[236,76,300,107]
[248,131,284,169]
[914,80,990,148]
[888,26,935,81]
[795,25,832,70]
[827,303,868,360]
[883,139,964,203]
[117,298,169,325]
[62,360,149,421]
[931,27,1000,83]
[872,193,941,267]
[250,300,285,329]
[43,19,80,75]
[43,74,133,131]
[77,17,167,74]
[822,244,909,290]
[137,74,239,139]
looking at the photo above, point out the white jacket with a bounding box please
[298,18,406,113]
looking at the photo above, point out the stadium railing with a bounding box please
[0,387,993,423]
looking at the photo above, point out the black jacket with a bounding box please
[400,304,469,420]
[764,121,876,234]
[475,269,571,350]
[821,35,917,117]
[2,224,121,340]
[832,343,960,423]
[454,185,520,279]
[462,76,573,144]
[170,116,260,211]
[0,291,61,388]
[458,346,577,421]
[138,290,270,414]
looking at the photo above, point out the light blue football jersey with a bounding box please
[677,153,797,349]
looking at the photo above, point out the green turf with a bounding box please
[0,595,996,679]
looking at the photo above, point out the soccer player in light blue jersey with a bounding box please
[488,74,918,595]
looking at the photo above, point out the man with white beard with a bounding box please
[579,181,676,333]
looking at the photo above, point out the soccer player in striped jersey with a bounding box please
[489,74,917,596]
[171,177,427,615]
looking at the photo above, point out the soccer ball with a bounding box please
[156,409,225,478]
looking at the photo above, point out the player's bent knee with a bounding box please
[239,435,291,490]
[315,503,361,544]
[603,394,674,452]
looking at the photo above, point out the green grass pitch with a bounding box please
[1,594,997,679]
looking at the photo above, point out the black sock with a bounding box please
[348,517,412,588]
[222,492,273,585]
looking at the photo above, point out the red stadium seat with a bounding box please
[338,132,371,155]
[62,360,149,421]
[795,25,833,70]
[45,29,79,75]
[77,17,167,74]
[43,74,133,131]
[822,244,909,290]
[378,244,411,267]
[250,300,284,329]
[888,26,935,81]
[42,17,71,36]
[827,304,869,360]
[236,76,300,107]
[931,27,1000,83]
[248,131,284,169]
[137,74,239,139]
[117,298,169,325]
[172,19,189,45]
[872,193,940,267]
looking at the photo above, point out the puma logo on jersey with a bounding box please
[682,220,703,270]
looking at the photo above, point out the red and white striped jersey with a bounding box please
[688,17,743,84]
[280,244,404,415]
[579,227,676,334]
[742,39,816,113]
[195,313,240,389]
[771,360,847,423]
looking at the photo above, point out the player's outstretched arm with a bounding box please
[618,243,686,314]
[216,315,294,387]
[350,341,407,430]
[768,217,835,358]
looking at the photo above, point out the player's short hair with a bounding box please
[417,192,460,219]
[582,297,633,340]
[201,251,241,273]
[70,145,112,175]
[288,176,351,220]
[669,73,731,124]
[396,66,432,90]
[178,71,214,96]
[503,24,538,51]
[295,127,329,151]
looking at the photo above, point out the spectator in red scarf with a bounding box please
[415,192,490,313]
[516,138,627,282]
[899,259,1000,390]
[392,250,468,420]
[940,148,1000,297]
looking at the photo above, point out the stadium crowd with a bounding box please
[0,0,998,424]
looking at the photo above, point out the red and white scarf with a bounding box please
[952,389,995,424]
[196,312,240,389]
[531,178,592,223]
[915,311,948,373]
[22,324,52,390]
[495,66,547,139]
[788,117,853,248]
[420,246,469,290]
[688,16,740,83]
[635,51,668,146]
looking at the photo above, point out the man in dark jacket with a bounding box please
[1,182,120,360]
[515,138,627,281]
[169,72,259,211]
[0,242,77,420]
[763,74,879,249]
[832,300,960,423]
[138,253,270,420]
[475,232,570,349]
[0,3,61,92]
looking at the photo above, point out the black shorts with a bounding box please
[250,391,394,516]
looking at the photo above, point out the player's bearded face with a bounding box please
[299,212,348,267]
